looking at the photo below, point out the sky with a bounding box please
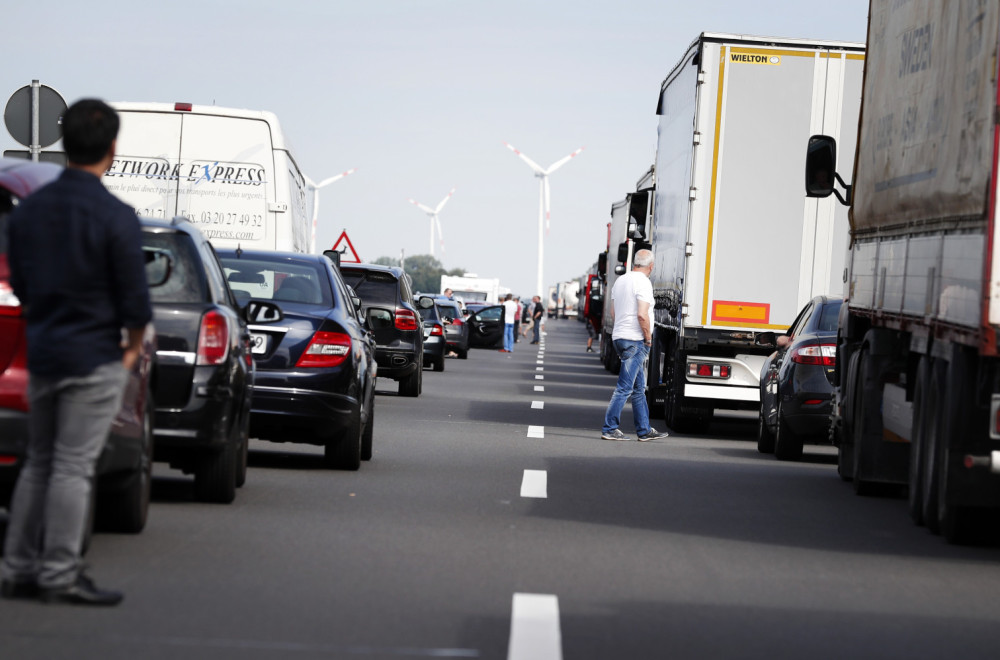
[2,0,870,298]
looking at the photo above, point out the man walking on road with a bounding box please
[530,295,544,344]
[0,99,152,606]
[601,249,668,442]
[501,293,518,352]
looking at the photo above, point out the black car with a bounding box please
[416,296,447,372]
[340,264,423,397]
[141,218,279,503]
[435,298,470,359]
[466,305,506,349]
[756,296,843,461]
[218,249,377,470]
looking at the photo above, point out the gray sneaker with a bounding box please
[601,429,629,441]
[637,428,669,442]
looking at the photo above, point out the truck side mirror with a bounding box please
[617,242,629,264]
[614,265,626,276]
[805,135,837,198]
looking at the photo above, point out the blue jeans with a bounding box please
[503,323,514,352]
[603,339,651,436]
[532,319,541,343]
[1,362,126,588]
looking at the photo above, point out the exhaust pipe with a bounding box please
[963,451,1000,473]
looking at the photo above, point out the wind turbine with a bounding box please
[408,187,456,259]
[305,168,357,253]
[503,141,585,298]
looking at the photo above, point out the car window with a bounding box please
[817,301,843,332]
[438,302,461,320]
[142,232,209,303]
[476,307,503,322]
[221,257,332,306]
[418,306,440,321]
[340,269,400,305]
[787,302,814,338]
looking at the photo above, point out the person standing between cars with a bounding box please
[501,293,518,352]
[0,99,152,606]
[513,297,522,343]
[601,249,668,442]
[530,295,544,344]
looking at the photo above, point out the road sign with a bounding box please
[5,82,66,148]
[332,230,360,263]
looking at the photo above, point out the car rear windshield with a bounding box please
[340,269,399,305]
[142,232,209,303]
[418,306,440,321]
[221,257,333,306]
[817,301,843,332]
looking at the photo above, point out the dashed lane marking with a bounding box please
[531,401,544,409]
[508,593,562,660]
[527,426,544,438]
[536,367,543,371]
[535,375,544,380]
[519,469,547,497]
[534,386,544,392]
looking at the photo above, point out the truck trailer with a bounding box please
[808,1,1000,544]
[646,33,864,432]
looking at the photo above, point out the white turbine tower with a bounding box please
[305,168,357,253]
[503,141,585,298]
[408,187,456,259]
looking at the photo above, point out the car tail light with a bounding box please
[790,344,836,366]
[395,308,419,331]
[296,331,351,367]
[430,325,444,337]
[0,281,20,316]
[688,361,730,379]
[0,455,17,466]
[196,310,230,365]
[449,317,463,326]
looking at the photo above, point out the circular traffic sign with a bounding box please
[4,83,67,148]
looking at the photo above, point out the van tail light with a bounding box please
[196,310,230,365]
[296,331,351,368]
[430,325,444,337]
[174,102,193,111]
[790,343,836,366]
[395,308,419,331]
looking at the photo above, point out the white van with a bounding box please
[104,102,309,252]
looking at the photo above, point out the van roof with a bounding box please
[110,102,291,150]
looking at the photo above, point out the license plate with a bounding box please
[250,333,269,355]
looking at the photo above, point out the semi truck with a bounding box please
[807,1,1000,544]
[646,33,864,431]
[601,167,655,373]
[103,102,310,253]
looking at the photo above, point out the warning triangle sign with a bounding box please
[332,230,360,263]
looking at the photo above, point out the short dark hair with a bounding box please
[61,99,119,165]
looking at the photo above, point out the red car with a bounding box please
[0,158,157,535]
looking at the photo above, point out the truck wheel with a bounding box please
[326,407,361,471]
[98,395,154,533]
[194,440,238,504]
[757,412,775,454]
[773,404,803,461]
[851,346,877,495]
[399,369,420,397]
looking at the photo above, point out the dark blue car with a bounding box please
[757,296,843,461]
[217,249,377,470]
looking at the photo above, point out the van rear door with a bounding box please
[104,112,183,220]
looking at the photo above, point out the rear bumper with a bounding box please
[375,347,421,381]
[423,336,445,359]
[250,384,360,444]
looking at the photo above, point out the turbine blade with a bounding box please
[503,141,545,174]
[409,198,436,215]
[435,187,457,213]
[543,177,551,234]
[315,167,358,189]
[545,146,585,174]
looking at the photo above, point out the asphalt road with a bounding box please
[3,319,1000,659]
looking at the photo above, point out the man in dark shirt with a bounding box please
[530,295,544,344]
[0,99,152,606]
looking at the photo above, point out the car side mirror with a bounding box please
[143,248,173,287]
[346,284,362,313]
[244,300,283,324]
[755,331,777,348]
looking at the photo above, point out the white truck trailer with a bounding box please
[440,274,501,304]
[647,33,864,432]
[103,102,310,253]
[808,1,1000,544]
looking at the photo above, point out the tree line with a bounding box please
[372,254,466,294]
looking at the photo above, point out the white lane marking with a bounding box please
[527,425,544,438]
[531,401,544,409]
[536,360,544,364]
[520,469,547,498]
[534,385,544,392]
[535,375,544,380]
[508,593,562,660]
[536,367,543,371]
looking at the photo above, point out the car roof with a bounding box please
[215,247,328,267]
[339,263,403,278]
[0,158,62,198]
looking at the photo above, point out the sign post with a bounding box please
[4,80,66,162]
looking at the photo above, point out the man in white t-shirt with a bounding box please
[501,293,519,353]
[601,249,668,442]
